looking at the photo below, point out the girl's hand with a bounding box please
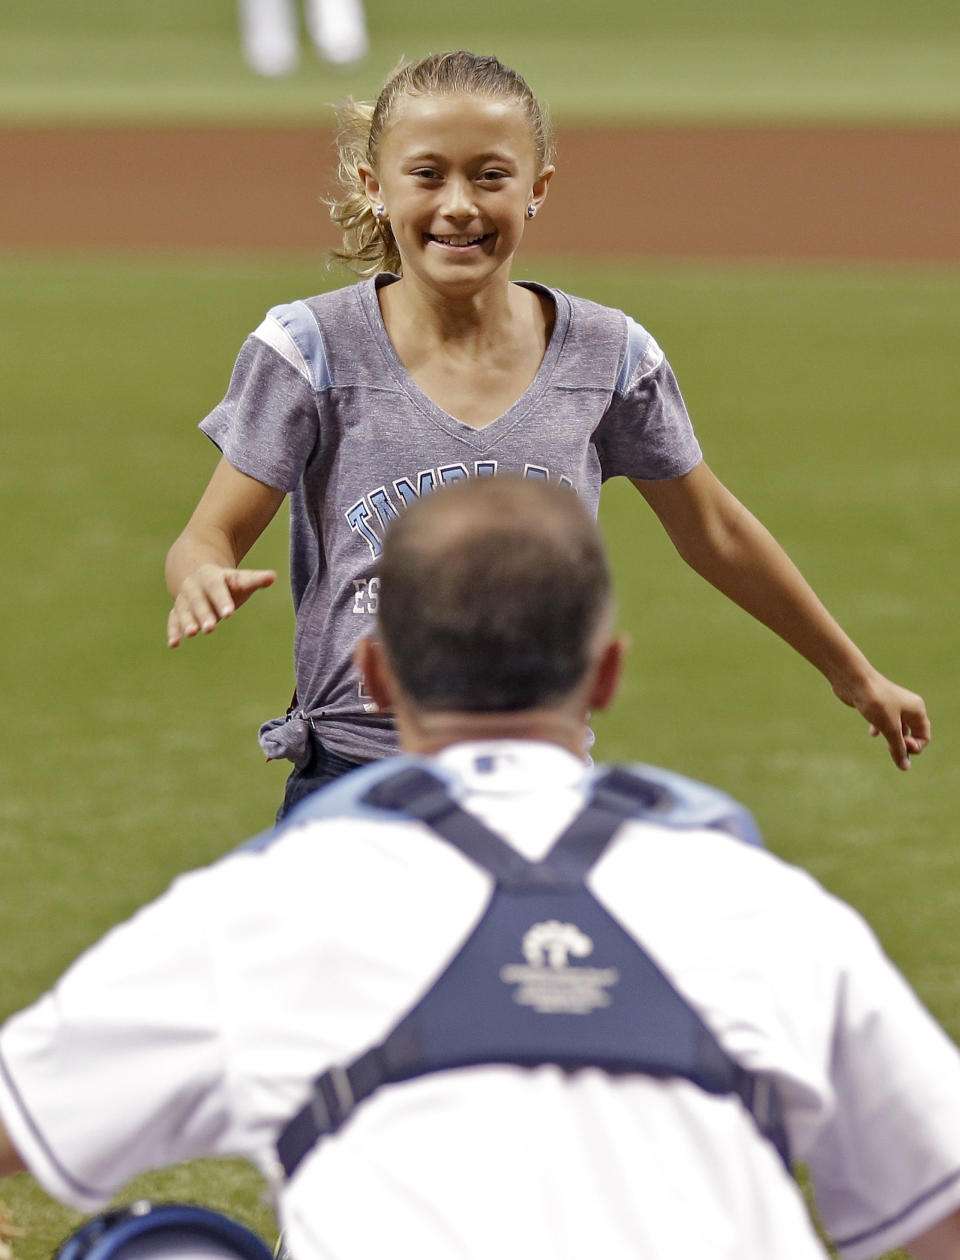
[833,673,931,771]
[167,563,276,647]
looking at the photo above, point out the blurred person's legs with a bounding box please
[238,0,300,76]
[305,0,368,65]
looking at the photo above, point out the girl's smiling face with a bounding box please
[361,93,553,298]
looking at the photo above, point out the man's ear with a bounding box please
[587,636,628,712]
[354,636,395,712]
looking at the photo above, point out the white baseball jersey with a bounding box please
[3,742,960,1260]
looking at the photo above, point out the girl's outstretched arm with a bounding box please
[633,462,931,770]
[165,456,285,647]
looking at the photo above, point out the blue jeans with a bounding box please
[276,737,366,822]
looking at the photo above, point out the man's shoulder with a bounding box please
[593,763,765,848]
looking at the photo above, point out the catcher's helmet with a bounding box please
[53,1202,274,1260]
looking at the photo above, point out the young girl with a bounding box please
[165,50,929,817]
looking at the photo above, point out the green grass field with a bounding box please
[1,0,959,123]
[1,1,959,1255]
[1,251,958,1258]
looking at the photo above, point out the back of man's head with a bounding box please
[376,477,612,712]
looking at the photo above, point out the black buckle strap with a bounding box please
[277,1049,388,1178]
[737,1072,791,1168]
[314,1065,355,1134]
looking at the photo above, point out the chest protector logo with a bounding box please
[502,920,619,1014]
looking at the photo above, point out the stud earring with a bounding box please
[375,204,386,220]
[526,203,537,219]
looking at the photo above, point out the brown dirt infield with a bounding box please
[2,124,957,261]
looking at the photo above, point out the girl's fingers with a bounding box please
[168,568,276,646]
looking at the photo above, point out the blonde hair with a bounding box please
[328,51,555,277]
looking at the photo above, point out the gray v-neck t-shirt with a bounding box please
[200,275,702,763]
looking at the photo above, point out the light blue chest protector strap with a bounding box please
[276,765,789,1178]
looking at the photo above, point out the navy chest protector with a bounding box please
[277,765,789,1178]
